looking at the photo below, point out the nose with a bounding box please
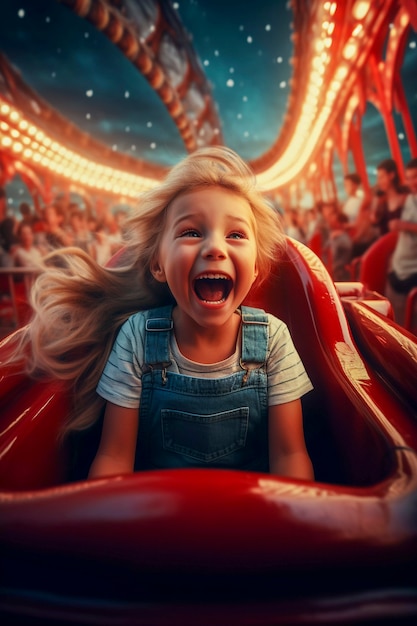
[202,233,226,259]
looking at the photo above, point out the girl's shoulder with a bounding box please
[241,306,288,337]
[122,305,174,333]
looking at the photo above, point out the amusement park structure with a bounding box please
[0,0,416,205]
[1,2,417,625]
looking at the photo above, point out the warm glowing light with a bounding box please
[335,65,349,81]
[0,97,159,199]
[9,110,20,122]
[352,1,371,20]
[343,40,358,60]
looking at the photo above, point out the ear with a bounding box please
[150,259,167,283]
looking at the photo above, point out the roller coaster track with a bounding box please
[0,0,416,202]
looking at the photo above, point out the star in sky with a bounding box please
[0,0,294,167]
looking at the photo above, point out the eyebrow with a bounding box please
[172,214,253,228]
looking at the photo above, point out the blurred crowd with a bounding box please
[280,157,417,329]
[0,192,127,270]
[1,156,417,331]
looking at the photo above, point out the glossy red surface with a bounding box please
[1,238,417,624]
[358,231,398,294]
[342,299,417,413]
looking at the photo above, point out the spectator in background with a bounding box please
[18,201,38,228]
[35,204,73,253]
[67,204,94,255]
[13,223,44,268]
[303,206,320,245]
[0,187,18,267]
[385,158,417,327]
[92,224,114,266]
[113,208,129,238]
[342,173,362,225]
[283,207,305,243]
[371,158,407,235]
[322,202,352,281]
[350,201,379,259]
[104,213,124,256]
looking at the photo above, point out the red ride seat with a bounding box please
[357,231,398,294]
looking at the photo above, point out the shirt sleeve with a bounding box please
[266,314,313,405]
[96,313,145,408]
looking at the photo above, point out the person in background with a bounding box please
[66,204,95,255]
[35,204,73,253]
[12,223,44,268]
[283,207,305,243]
[303,206,320,245]
[91,222,114,266]
[0,187,18,267]
[18,201,38,229]
[385,158,417,327]
[322,202,353,281]
[342,173,362,225]
[371,158,407,236]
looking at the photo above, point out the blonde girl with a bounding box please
[11,147,314,480]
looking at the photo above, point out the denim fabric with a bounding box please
[136,305,269,472]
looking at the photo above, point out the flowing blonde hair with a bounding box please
[11,146,286,435]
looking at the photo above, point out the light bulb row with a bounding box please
[0,100,159,199]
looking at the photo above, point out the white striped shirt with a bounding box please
[97,310,313,408]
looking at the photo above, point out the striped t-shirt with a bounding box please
[96,310,313,409]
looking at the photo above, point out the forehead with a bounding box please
[168,186,254,221]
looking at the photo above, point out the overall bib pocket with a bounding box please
[161,407,249,462]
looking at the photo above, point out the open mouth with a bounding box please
[193,273,233,303]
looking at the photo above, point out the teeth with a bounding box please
[196,274,229,280]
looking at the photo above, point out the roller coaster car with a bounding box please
[0,238,417,625]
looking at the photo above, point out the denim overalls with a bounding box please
[135,305,270,472]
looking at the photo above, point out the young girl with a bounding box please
[15,147,314,480]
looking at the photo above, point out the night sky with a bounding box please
[0,0,417,205]
[0,0,294,166]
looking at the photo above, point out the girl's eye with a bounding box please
[179,229,200,238]
[228,231,246,240]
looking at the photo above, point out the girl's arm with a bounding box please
[268,400,314,480]
[88,402,139,479]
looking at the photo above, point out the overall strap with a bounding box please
[144,305,173,368]
[240,306,269,364]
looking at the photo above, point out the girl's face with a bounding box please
[151,186,258,330]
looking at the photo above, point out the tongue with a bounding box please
[195,279,227,302]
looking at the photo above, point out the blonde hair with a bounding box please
[12,146,286,435]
